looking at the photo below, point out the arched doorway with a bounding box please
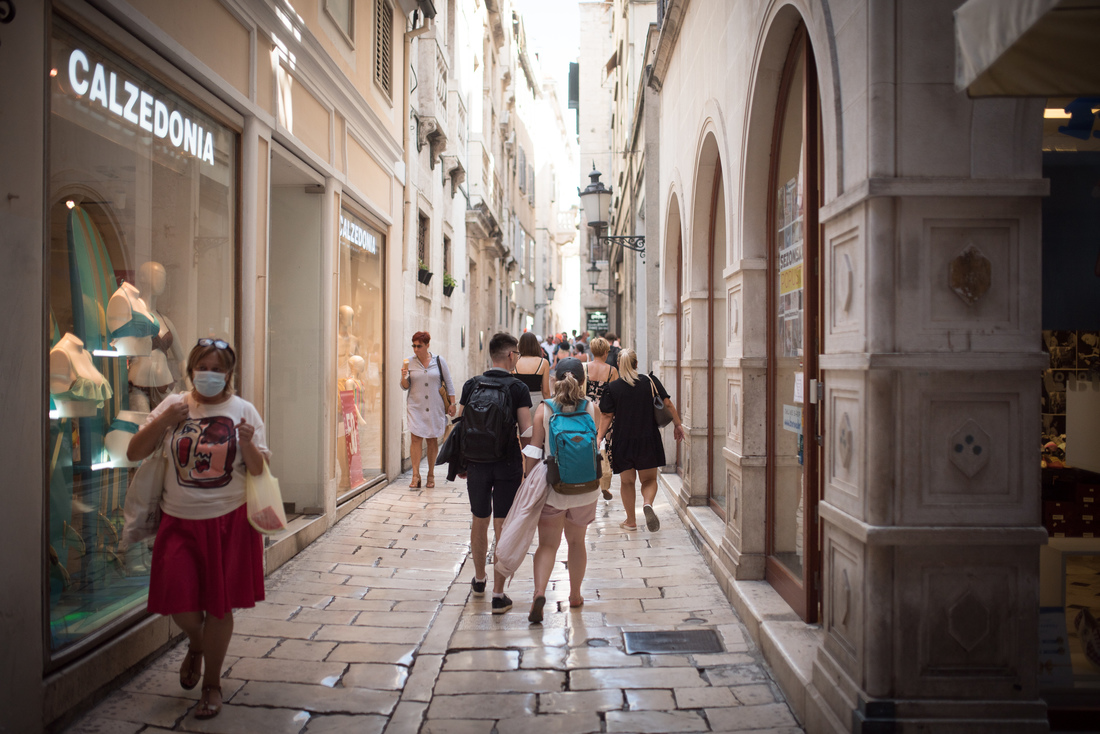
[688,134,727,514]
[765,24,823,622]
[663,193,684,473]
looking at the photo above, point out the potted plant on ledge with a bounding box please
[442,272,456,297]
[417,259,433,285]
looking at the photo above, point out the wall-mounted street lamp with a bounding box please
[535,282,556,308]
[587,262,616,297]
[578,165,646,262]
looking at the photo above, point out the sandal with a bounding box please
[195,685,222,719]
[528,595,546,624]
[409,476,422,488]
[179,647,203,690]
[619,521,638,531]
[425,476,435,488]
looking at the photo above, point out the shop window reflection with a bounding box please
[47,22,237,657]
[337,205,385,497]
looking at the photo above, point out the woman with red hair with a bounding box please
[399,331,455,487]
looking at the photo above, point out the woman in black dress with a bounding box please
[597,349,685,531]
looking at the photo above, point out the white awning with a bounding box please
[955,0,1100,97]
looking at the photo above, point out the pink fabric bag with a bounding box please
[494,460,549,581]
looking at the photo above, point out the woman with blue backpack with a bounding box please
[520,358,602,623]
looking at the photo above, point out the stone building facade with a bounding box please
[587,0,1099,730]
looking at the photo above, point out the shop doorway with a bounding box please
[1037,98,1100,723]
[765,27,823,623]
[267,148,325,515]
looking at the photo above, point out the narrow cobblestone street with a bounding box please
[65,468,803,734]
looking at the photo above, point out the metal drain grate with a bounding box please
[623,629,724,655]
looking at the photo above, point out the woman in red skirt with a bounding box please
[127,338,269,720]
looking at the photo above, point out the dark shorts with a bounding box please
[466,459,523,518]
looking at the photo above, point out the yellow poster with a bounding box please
[779,265,802,295]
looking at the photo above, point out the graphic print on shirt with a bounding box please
[172,416,237,489]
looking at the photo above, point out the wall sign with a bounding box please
[66,48,215,165]
[586,310,608,334]
[340,214,378,253]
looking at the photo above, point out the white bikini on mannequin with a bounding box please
[50,333,112,417]
[337,305,362,379]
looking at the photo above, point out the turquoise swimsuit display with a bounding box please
[110,310,160,339]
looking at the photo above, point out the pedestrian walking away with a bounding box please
[400,331,456,488]
[603,331,622,370]
[512,332,551,409]
[124,338,270,720]
[522,358,602,622]
[456,332,533,613]
[597,348,685,531]
[584,336,619,500]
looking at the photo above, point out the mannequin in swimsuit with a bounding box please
[106,281,159,356]
[50,333,113,417]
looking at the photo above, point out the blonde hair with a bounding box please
[589,336,610,358]
[551,373,586,408]
[617,348,639,386]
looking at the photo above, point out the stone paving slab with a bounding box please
[63,466,802,734]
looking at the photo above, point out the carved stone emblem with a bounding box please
[838,412,853,470]
[948,419,990,478]
[948,586,990,653]
[838,568,851,626]
[838,253,853,314]
[949,244,992,306]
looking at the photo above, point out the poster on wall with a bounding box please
[777,176,804,358]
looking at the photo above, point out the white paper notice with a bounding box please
[793,372,804,403]
[783,405,802,434]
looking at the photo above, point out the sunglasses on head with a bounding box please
[197,338,231,350]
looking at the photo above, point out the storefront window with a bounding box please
[337,204,385,495]
[47,21,237,655]
[1037,97,1100,710]
[770,46,806,582]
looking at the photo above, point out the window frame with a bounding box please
[324,0,355,47]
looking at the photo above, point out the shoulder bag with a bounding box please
[648,375,674,427]
[120,446,167,551]
[437,355,453,412]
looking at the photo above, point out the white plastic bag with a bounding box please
[246,462,287,534]
[120,450,167,551]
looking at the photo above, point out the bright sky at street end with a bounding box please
[512,0,580,86]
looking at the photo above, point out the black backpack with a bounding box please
[461,375,515,463]
[607,345,621,370]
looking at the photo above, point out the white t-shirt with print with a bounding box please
[146,392,271,520]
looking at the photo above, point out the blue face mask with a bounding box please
[193,371,227,397]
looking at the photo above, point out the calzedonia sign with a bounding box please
[340,214,378,254]
[66,49,216,166]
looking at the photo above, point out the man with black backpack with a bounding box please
[456,332,533,614]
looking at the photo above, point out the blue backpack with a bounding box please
[545,399,601,494]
